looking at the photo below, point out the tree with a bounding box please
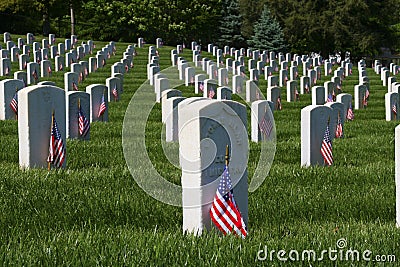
[216,0,245,48]
[247,4,286,52]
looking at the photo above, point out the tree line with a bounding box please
[1,0,399,58]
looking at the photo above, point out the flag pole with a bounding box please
[225,145,230,167]
[15,87,18,120]
[48,110,54,171]
[102,89,105,122]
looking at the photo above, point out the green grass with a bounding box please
[0,34,399,266]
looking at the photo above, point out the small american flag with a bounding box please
[47,116,66,168]
[295,87,300,101]
[276,96,282,110]
[23,61,27,69]
[199,81,204,92]
[112,85,118,101]
[392,103,397,116]
[305,83,310,93]
[210,165,247,238]
[72,81,78,91]
[320,124,333,166]
[78,106,90,137]
[259,113,273,139]
[347,103,354,121]
[208,88,215,99]
[47,65,52,75]
[98,94,107,117]
[10,91,18,114]
[102,58,106,67]
[5,66,9,75]
[326,94,334,103]
[335,113,343,138]
[32,69,38,81]
[59,64,63,71]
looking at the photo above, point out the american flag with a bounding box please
[112,85,118,101]
[32,69,38,81]
[125,65,128,72]
[320,124,333,166]
[335,113,343,138]
[295,87,300,101]
[209,164,247,238]
[199,81,204,92]
[326,94,334,103]
[23,61,27,69]
[47,65,52,75]
[208,88,215,99]
[59,64,63,71]
[98,93,107,117]
[84,67,88,76]
[259,113,273,138]
[392,103,397,116]
[305,83,310,93]
[102,58,106,67]
[349,68,353,75]
[363,89,369,107]
[225,76,229,85]
[47,116,66,168]
[276,96,282,110]
[72,81,78,91]
[78,106,90,137]
[5,66,9,75]
[347,103,354,121]
[10,91,18,114]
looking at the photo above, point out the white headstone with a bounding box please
[311,86,325,105]
[65,72,79,91]
[66,91,90,139]
[354,84,367,110]
[385,92,399,121]
[155,77,170,103]
[395,125,400,227]
[251,100,275,142]
[301,105,334,166]
[86,84,108,122]
[267,87,282,111]
[27,62,40,85]
[106,77,122,102]
[287,80,299,102]
[0,79,25,120]
[179,100,248,235]
[18,85,66,169]
[161,89,182,123]
[165,96,186,142]
[217,87,232,100]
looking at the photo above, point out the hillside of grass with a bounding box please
[0,35,399,266]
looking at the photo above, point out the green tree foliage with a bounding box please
[216,0,245,48]
[265,0,400,58]
[247,4,286,52]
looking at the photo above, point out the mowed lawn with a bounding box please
[0,35,399,266]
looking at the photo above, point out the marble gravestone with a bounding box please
[27,62,40,85]
[106,77,122,102]
[287,80,299,102]
[217,87,232,100]
[65,72,79,91]
[179,100,248,235]
[18,85,66,169]
[385,92,399,121]
[185,67,195,87]
[354,84,367,110]
[232,75,244,94]
[86,84,108,122]
[251,100,275,142]
[0,79,25,120]
[325,102,345,137]
[161,89,182,123]
[195,74,207,94]
[246,80,262,102]
[165,96,186,142]
[395,125,400,228]
[267,87,282,111]
[300,76,311,94]
[311,86,325,105]
[66,91,91,140]
[301,105,334,167]
[203,79,217,99]
[14,71,27,87]
[155,77,170,103]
